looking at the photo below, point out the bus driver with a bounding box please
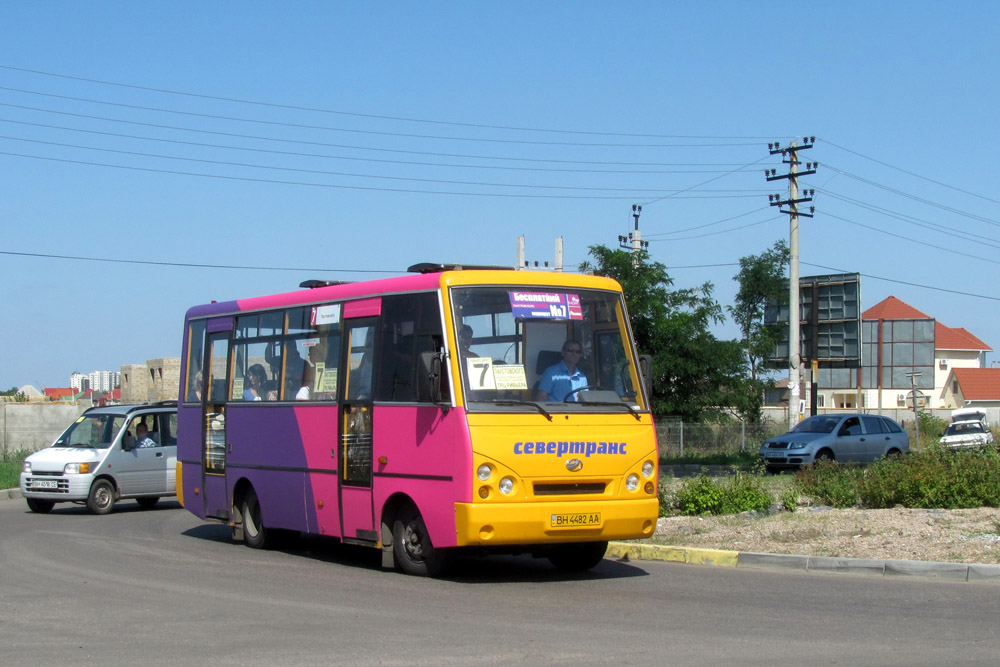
[536,339,588,402]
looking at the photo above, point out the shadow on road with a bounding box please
[180,523,649,582]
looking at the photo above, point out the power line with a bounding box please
[0,117,756,175]
[0,102,758,168]
[803,261,1000,302]
[821,138,1000,206]
[643,206,772,237]
[818,189,1000,248]
[822,211,1000,265]
[0,250,400,274]
[0,151,765,200]
[819,162,1000,227]
[0,85,763,149]
[0,64,790,141]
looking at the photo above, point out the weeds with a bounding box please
[0,449,29,490]
[669,471,774,516]
[795,447,1000,510]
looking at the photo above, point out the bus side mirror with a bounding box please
[638,354,653,394]
[418,351,448,411]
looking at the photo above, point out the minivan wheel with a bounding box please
[26,498,55,514]
[87,479,116,515]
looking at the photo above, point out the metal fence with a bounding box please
[655,420,787,459]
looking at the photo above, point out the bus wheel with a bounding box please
[87,479,116,515]
[136,497,160,509]
[392,504,450,577]
[547,541,608,572]
[26,498,54,514]
[241,488,271,549]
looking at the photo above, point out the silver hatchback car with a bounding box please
[760,413,909,473]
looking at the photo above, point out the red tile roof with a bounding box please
[863,296,992,353]
[953,368,1000,401]
[862,296,930,320]
[43,387,77,399]
[936,323,993,352]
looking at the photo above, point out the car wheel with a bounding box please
[814,449,835,464]
[26,498,55,514]
[547,541,608,572]
[136,496,160,509]
[392,503,450,577]
[87,479,116,515]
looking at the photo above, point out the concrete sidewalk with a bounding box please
[6,487,997,583]
[606,542,1000,583]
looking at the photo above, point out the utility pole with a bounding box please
[767,138,817,429]
[516,236,564,270]
[906,371,922,453]
[618,204,649,266]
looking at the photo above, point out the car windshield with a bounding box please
[790,415,841,434]
[450,285,645,412]
[53,414,127,449]
[944,422,985,436]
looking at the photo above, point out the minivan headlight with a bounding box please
[64,463,91,474]
[22,461,31,474]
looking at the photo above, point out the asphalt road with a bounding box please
[2,497,998,665]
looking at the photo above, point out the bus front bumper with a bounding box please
[454,497,658,547]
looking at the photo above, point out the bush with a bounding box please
[795,448,1000,510]
[0,449,29,490]
[793,460,862,508]
[671,472,774,516]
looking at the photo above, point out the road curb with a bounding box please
[608,541,1000,584]
[4,487,22,500]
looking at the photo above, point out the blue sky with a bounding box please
[2,2,998,390]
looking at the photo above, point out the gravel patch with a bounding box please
[652,506,1000,564]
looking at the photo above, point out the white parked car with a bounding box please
[939,410,994,450]
[20,403,178,514]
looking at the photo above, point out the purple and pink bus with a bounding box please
[177,264,659,575]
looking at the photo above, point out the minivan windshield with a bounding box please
[54,414,127,449]
[450,285,645,412]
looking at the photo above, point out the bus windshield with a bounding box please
[450,285,645,412]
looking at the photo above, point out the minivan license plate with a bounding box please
[551,513,601,527]
[32,480,58,489]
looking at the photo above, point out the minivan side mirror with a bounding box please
[122,434,136,451]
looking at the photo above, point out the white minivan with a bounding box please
[20,403,178,514]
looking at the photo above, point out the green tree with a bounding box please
[581,245,750,421]
[728,240,789,421]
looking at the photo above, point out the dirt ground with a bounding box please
[652,504,1000,564]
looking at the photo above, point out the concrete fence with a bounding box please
[1,402,90,456]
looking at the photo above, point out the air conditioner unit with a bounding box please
[897,393,906,402]
[939,359,948,369]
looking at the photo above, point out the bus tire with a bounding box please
[392,504,450,577]
[87,479,116,515]
[136,497,160,509]
[547,541,608,572]
[241,488,272,549]
[26,498,55,514]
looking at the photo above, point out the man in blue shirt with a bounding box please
[536,340,589,402]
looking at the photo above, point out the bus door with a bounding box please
[202,324,231,520]
[339,311,378,543]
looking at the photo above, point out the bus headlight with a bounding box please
[626,474,640,492]
[642,461,655,478]
[498,477,514,495]
[477,464,493,481]
[64,463,91,474]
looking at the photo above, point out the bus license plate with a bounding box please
[32,480,58,489]
[551,512,601,527]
